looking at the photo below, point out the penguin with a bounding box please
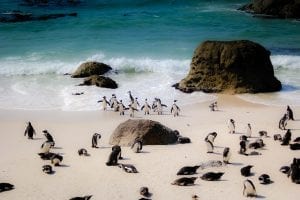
[78,148,89,156]
[290,143,300,150]
[69,195,92,200]
[205,140,214,153]
[177,136,191,144]
[240,135,248,142]
[213,101,218,111]
[0,183,14,192]
[92,133,101,148]
[176,166,200,175]
[38,152,56,160]
[279,114,288,130]
[141,99,151,115]
[171,177,197,186]
[106,146,121,166]
[40,141,52,153]
[287,105,294,120]
[205,132,217,143]
[109,94,119,112]
[228,119,235,134]
[288,158,300,184]
[42,165,53,174]
[24,121,36,139]
[128,91,134,104]
[241,165,253,177]
[131,138,143,153]
[249,139,265,149]
[243,179,256,197]
[273,134,282,141]
[152,98,167,115]
[171,100,180,117]
[209,102,215,111]
[132,97,140,110]
[223,147,231,164]
[140,187,151,198]
[119,163,138,173]
[42,130,55,147]
[51,154,63,166]
[281,129,292,145]
[97,96,110,111]
[239,140,248,155]
[128,103,138,118]
[246,123,252,138]
[112,145,123,159]
[258,174,271,184]
[259,131,268,137]
[200,172,224,181]
[280,166,290,174]
[118,100,126,115]
[294,137,300,143]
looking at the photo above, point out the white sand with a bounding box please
[0,94,299,200]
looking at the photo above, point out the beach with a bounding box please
[1,94,299,199]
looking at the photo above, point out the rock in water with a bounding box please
[72,62,112,78]
[239,0,300,19]
[79,75,118,89]
[175,40,281,94]
[109,119,179,146]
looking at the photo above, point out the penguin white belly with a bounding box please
[243,180,256,197]
[41,142,51,153]
[246,128,252,137]
[228,123,234,133]
[224,151,231,163]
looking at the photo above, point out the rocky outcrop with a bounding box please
[109,119,179,146]
[72,62,112,78]
[78,75,118,89]
[0,11,77,23]
[239,0,300,19]
[175,40,281,94]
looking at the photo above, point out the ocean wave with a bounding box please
[271,55,300,70]
[0,53,190,76]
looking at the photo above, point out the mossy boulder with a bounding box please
[79,75,118,89]
[72,62,112,78]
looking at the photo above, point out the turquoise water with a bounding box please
[0,0,300,110]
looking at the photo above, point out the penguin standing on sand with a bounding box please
[243,179,256,197]
[239,140,248,155]
[43,130,55,147]
[152,98,167,115]
[110,94,119,112]
[171,100,180,117]
[97,96,110,111]
[246,123,252,138]
[141,99,151,115]
[132,97,140,110]
[205,132,217,143]
[287,105,294,120]
[279,114,288,130]
[24,122,36,139]
[128,103,138,118]
[118,100,126,115]
[92,133,101,148]
[40,141,53,153]
[205,138,214,153]
[228,119,235,134]
[223,147,231,164]
[131,138,143,153]
[128,91,134,104]
[281,129,292,146]
[51,154,63,166]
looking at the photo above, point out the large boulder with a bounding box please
[79,75,118,89]
[72,62,112,78]
[239,0,300,19]
[175,40,281,94]
[109,119,179,146]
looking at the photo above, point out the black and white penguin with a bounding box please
[40,141,53,153]
[171,177,197,186]
[243,179,256,197]
[78,148,89,156]
[128,103,138,118]
[97,96,110,111]
[106,145,122,166]
[258,174,271,184]
[205,132,217,143]
[259,131,268,137]
[118,100,127,115]
[290,143,300,150]
[205,140,214,153]
[239,140,248,155]
[92,133,101,148]
[177,136,191,144]
[294,137,300,143]
[246,123,252,138]
[223,147,231,164]
[140,187,151,198]
[200,172,224,181]
[109,94,119,112]
[171,100,180,117]
[287,105,294,120]
[69,195,92,200]
[38,152,56,160]
[0,183,14,192]
[152,98,167,115]
[228,119,235,134]
[112,145,123,159]
[51,154,63,166]
[273,134,282,141]
[249,139,265,149]
[131,138,143,153]
[288,158,300,184]
[42,165,53,174]
[24,121,36,139]
[42,130,55,147]
[141,99,151,115]
[241,165,253,177]
[279,114,288,130]
[128,91,134,104]
[281,129,292,145]
[119,163,138,173]
[280,166,290,174]
[176,166,200,175]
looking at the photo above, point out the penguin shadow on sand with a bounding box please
[32,137,44,140]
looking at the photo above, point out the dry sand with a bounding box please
[0,94,299,200]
